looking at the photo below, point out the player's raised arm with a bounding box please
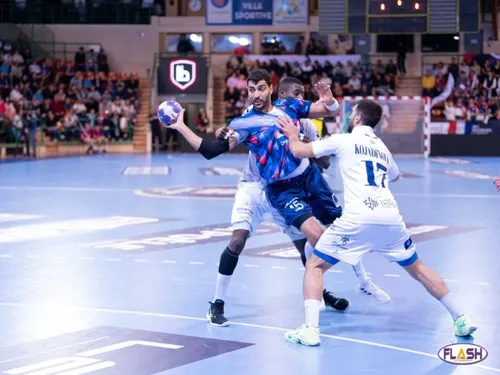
[309,81,340,118]
[169,109,237,159]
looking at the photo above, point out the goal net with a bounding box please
[338,96,431,157]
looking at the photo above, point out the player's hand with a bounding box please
[215,126,235,141]
[494,178,500,191]
[315,81,335,107]
[169,109,186,130]
[277,116,300,139]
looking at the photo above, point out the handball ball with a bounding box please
[157,100,182,126]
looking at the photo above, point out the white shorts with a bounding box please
[231,181,305,241]
[314,218,417,266]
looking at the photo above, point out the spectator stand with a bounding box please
[421,53,500,135]
[219,54,401,129]
[0,38,143,159]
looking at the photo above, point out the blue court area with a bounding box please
[0,153,499,374]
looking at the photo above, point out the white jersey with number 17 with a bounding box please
[311,125,402,225]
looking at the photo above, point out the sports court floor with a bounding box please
[0,153,499,374]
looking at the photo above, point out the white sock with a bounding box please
[305,299,321,328]
[439,292,464,321]
[213,273,232,302]
[352,261,369,283]
[304,241,314,260]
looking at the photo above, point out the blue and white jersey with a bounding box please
[230,98,312,184]
[239,118,320,185]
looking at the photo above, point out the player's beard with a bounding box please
[253,94,270,111]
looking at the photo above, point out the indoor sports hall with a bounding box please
[1,0,499,373]
[0,153,499,374]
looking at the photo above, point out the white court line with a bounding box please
[384,274,401,278]
[0,335,110,365]
[133,259,148,263]
[0,254,13,258]
[394,192,500,199]
[189,261,204,265]
[328,269,343,273]
[0,302,498,373]
[0,186,132,193]
[472,282,491,286]
[243,264,259,268]
[106,258,122,262]
[444,278,459,283]
[81,257,94,261]
[161,260,177,264]
[1,185,499,199]
[271,266,287,269]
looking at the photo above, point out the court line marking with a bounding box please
[0,185,499,199]
[0,336,110,365]
[0,255,492,286]
[0,302,498,373]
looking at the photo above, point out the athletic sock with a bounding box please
[212,247,239,302]
[439,292,464,321]
[305,299,321,328]
[352,262,370,283]
[213,273,232,302]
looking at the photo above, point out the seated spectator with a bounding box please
[222,55,397,124]
[0,39,139,149]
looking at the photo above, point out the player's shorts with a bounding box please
[313,218,418,267]
[231,181,305,241]
[266,163,343,230]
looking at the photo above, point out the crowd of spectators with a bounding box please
[223,55,398,124]
[422,57,500,133]
[0,37,140,156]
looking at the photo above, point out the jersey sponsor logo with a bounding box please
[243,224,480,259]
[0,326,253,375]
[438,343,487,365]
[123,166,171,175]
[433,169,499,180]
[430,157,476,165]
[0,216,161,243]
[80,222,280,252]
[135,186,238,199]
[169,59,197,91]
[199,167,244,176]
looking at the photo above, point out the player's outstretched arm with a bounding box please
[494,178,500,191]
[169,110,237,159]
[276,117,315,158]
[308,82,339,118]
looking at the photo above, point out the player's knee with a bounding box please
[228,230,249,255]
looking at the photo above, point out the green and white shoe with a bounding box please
[285,324,321,346]
[454,314,477,337]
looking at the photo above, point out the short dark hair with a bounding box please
[278,77,303,92]
[247,69,271,86]
[355,99,382,128]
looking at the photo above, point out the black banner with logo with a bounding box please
[157,56,208,95]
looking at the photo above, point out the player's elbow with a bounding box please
[198,139,229,160]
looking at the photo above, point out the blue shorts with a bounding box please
[266,163,342,229]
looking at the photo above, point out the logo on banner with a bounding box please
[211,0,229,6]
[169,59,196,91]
[438,343,487,365]
[136,186,238,199]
